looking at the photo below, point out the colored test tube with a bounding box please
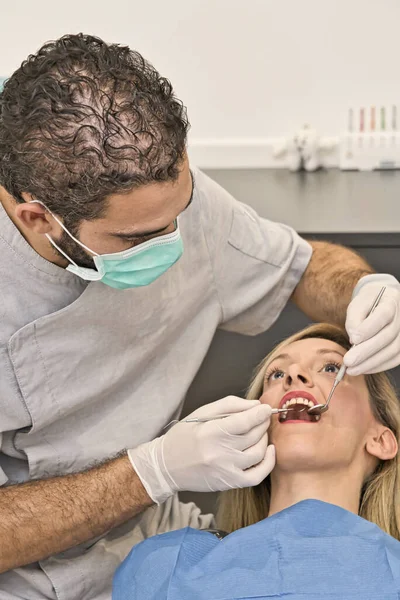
[370,107,375,131]
[360,108,365,132]
[392,105,397,131]
[381,107,386,131]
[348,108,353,132]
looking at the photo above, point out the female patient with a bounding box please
[113,324,400,599]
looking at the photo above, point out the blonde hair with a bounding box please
[217,323,400,540]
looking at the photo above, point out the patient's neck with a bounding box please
[268,468,363,517]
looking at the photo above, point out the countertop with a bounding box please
[204,168,400,233]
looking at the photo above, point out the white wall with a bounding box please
[1,0,400,167]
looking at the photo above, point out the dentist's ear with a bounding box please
[15,194,61,236]
[366,427,398,462]
[15,201,53,234]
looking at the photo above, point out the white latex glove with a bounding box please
[128,396,275,505]
[344,274,400,375]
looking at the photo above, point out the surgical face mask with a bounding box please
[30,200,184,290]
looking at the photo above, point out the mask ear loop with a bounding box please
[29,200,100,265]
[44,234,81,268]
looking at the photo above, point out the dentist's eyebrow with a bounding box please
[114,224,170,240]
[113,170,195,240]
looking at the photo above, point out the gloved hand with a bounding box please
[128,396,275,505]
[344,273,400,375]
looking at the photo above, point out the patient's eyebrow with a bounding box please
[268,353,290,364]
[316,348,346,358]
[265,347,345,369]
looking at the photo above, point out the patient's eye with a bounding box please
[266,367,285,382]
[321,362,341,375]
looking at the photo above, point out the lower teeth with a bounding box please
[279,411,322,422]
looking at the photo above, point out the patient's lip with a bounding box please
[279,390,317,409]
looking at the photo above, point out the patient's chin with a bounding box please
[272,438,332,472]
[273,441,355,475]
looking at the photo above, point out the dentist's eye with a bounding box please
[321,362,341,375]
[265,367,285,382]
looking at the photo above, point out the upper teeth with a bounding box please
[281,397,314,410]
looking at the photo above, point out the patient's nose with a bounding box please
[284,364,313,387]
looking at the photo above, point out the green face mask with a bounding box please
[30,201,184,290]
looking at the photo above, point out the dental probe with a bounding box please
[308,285,386,416]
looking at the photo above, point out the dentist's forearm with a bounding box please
[0,455,153,573]
[291,241,373,325]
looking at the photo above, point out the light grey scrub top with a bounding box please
[0,168,312,600]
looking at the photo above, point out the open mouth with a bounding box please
[278,395,321,424]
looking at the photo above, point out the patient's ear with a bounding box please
[366,426,398,461]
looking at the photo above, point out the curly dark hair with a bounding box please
[0,33,189,227]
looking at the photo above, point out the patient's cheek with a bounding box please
[332,385,371,425]
[259,391,271,405]
[259,392,279,412]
